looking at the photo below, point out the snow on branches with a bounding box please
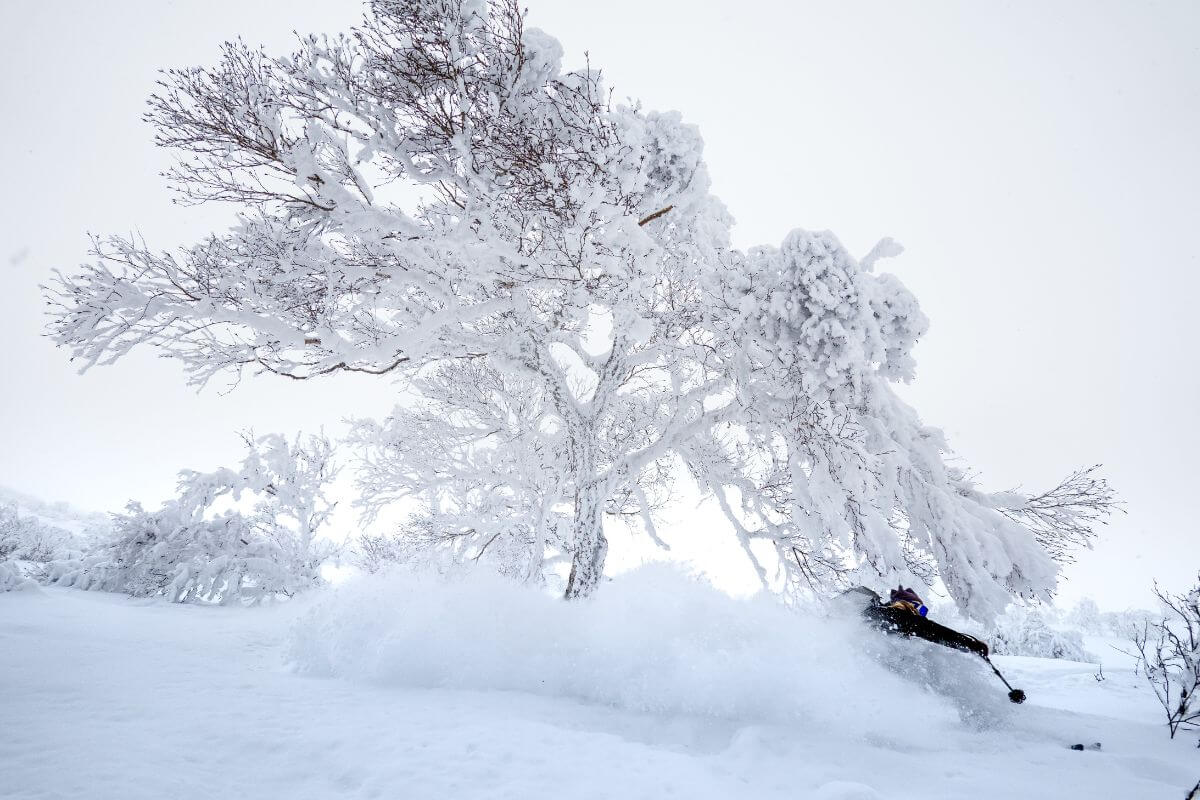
[47,0,726,599]
[1132,575,1200,739]
[693,229,1103,619]
[46,0,1117,617]
[0,503,83,565]
[348,360,575,584]
[989,605,1092,661]
[986,465,1123,565]
[50,433,339,603]
[0,494,107,590]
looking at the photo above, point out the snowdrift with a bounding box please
[290,565,1013,738]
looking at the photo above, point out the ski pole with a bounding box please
[985,656,1026,704]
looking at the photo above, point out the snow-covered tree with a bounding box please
[240,431,341,587]
[0,490,114,590]
[51,433,338,603]
[1067,597,1103,633]
[1132,575,1200,739]
[986,465,1122,565]
[1107,607,1162,640]
[989,605,1092,661]
[46,0,1114,617]
[348,356,683,584]
[689,230,1118,618]
[0,503,77,564]
[0,497,106,587]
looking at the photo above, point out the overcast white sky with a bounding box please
[1,0,1196,608]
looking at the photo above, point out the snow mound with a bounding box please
[0,560,38,592]
[290,564,994,737]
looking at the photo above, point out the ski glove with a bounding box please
[965,637,989,658]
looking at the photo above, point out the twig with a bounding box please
[637,205,673,226]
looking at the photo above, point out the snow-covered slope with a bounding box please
[0,484,109,537]
[1,571,1196,799]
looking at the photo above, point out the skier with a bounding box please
[840,584,1027,703]
[863,585,990,659]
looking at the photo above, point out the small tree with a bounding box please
[1067,597,1103,633]
[989,605,1091,661]
[241,432,341,588]
[1132,574,1200,739]
[351,530,410,575]
[51,432,338,603]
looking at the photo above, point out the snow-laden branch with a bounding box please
[984,465,1124,564]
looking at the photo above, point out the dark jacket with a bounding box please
[863,602,989,659]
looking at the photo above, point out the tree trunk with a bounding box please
[564,479,607,599]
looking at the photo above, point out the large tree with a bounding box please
[48,0,1115,617]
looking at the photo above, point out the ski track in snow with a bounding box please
[1,586,1197,800]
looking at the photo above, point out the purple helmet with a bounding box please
[889,585,923,606]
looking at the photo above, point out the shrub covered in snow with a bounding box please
[351,531,409,576]
[0,503,76,563]
[0,495,107,589]
[1066,597,1103,633]
[51,504,287,603]
[1104,608,1162,640]
[1132,574,1200,739]
[50,433,339,604]
[0,559,37,592]
[988,606,1092,661]
[1061,596,1159,639]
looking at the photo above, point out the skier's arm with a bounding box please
[918,617,989,658]
[864,605,989,658]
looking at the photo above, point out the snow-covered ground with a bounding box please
[2,571,1196,799]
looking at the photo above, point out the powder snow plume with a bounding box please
[288,564,1013,739]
